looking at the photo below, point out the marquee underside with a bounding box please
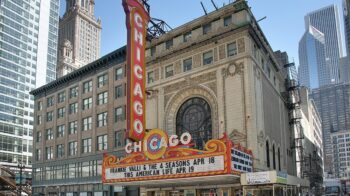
[104,174,240,187]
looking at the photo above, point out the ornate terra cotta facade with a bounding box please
[143,0,298,195]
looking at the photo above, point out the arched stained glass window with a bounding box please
[176,97,212,150]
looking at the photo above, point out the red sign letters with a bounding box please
[123,0,150,142]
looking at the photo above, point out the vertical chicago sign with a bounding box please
[123,0,150,141]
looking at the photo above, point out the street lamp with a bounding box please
[17,162,25,196]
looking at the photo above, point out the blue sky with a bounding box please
[60,0,344,65]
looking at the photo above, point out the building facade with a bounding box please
[339,56,350,83]
[304,5,343,85]
[331,130,350,179]
[344,0,350,56]
[56,0,102,78]
[298,26,328,89]
[299,87,323,192]
[0,0,59,171]
[31,1,308,195]
[143,2,302,195]
[311,83,350,177]
[31,48,127,195]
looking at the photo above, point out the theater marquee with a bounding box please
[102,130,253,183]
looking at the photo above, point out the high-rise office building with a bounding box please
[341,0,350,83]
[311,83,350,177]
[344,0,350,55]
[303,5,343,86]
[57,0,102,78]
[331,130,350,178]
[339,56,350,83]
[298,26,328,89]
[0,0,60,170]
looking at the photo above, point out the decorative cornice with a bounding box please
[30,46,126,96]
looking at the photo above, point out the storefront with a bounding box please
[241,171,310,196]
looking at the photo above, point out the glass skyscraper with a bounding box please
[344,0,350,55]
[0,0,59,169]
[302,5,343,86]
[298,26,328,89]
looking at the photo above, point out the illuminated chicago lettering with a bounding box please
[123,0,149,142]
[125,131,192,154]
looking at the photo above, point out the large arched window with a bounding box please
[266,141,270,168]
[176,97,212,150]
[273,144,276,170]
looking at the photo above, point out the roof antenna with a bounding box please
[211,0,219,10]
[200,2,208,15]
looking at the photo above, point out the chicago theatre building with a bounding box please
[31,1,309,195]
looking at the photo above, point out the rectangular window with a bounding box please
[151,46,156,56]
[82,117,92,131]
[83,80,92,93]
[224,15,232,26]
[97,135,108,151]
[69,86,78,98]
[82,97,92,110]
[115,85,123,98]
[46,111,53,122]
[147,71,154,84]
[69,103,78,114]
[97,74,108,88]
[261,58,265,70]
[97,112,108,127]
[203,23,211,34]
[82,138,92,153]
[115,107,124,122]
[165,64,174,78]
[37,101,43,111]
[97,92,108,105]
[203,51,213,65]
[57,107,65,118]
[267,65,271,78]
[57,92,66,103]
[35,149,41,161]
[115,67,123,80]
[165,39,173,49]
[56,144,64,158]
[47,96,54,107]
[37,115,42,125]
[46,128,53,140]
[69,141,78,156]
[68,164,75,179]
[56,125,65,138]
[36,132,42,142]
[46,146,53,160]
[183,58,192,72]
[184,31,192,42]
[227,42,237,57]
[69,121,77,134]
[115,131,124,148]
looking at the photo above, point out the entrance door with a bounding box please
[169,191,184,196]
[198,189,217,196]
